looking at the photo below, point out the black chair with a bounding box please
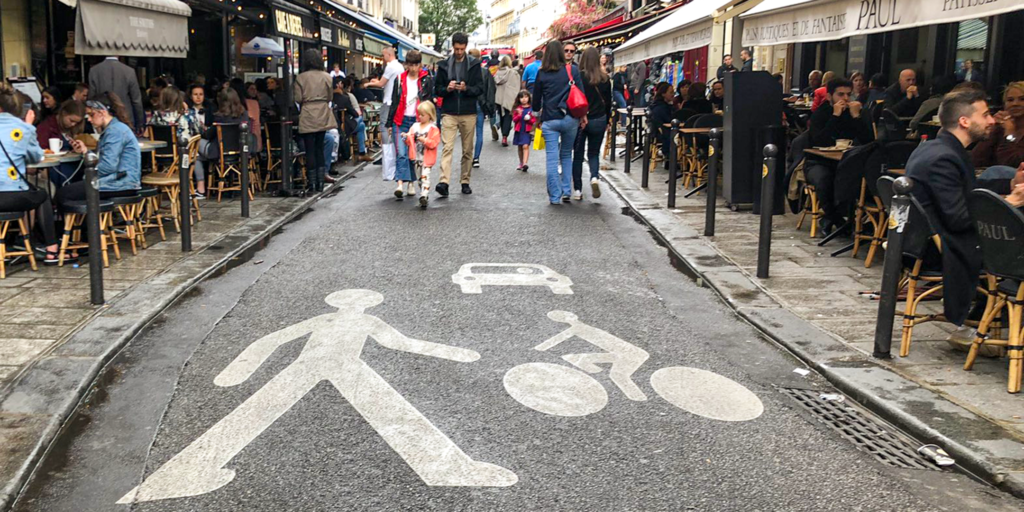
[877,109,908,142]
[209,123,245,202]
[964,189,1024,393]
[682,114,723,189]
[109,192,147,255]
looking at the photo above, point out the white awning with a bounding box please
[615,0,735,66]
[741,0,1024,47]
[241,37,285,58]
[322,0,442,58]
[73,0,191,58]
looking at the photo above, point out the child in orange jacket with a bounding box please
[404,101,440,209]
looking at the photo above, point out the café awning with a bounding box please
[71,0,191,58]
[323,0,441,59]
[741,0,1024,47]
[615,0,735,66]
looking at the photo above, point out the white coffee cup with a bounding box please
[932,115,940,123]
[49,138,62,153]
[835,139,853,149]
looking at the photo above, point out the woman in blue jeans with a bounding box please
[571,47,613,200]
[532,40,584,204]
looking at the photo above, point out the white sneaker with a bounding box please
[407,183,417,196]
[572,190,583,201]
[591,177,601,198]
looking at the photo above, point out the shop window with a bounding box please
[955,18,988,78]
[895,27,919,64]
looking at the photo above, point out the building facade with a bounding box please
[489,0,519,50]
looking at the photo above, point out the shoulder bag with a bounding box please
[565,64,589,119]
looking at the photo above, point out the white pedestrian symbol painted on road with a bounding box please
[452,263,574,294]
[118,290,517,504]
[504,311,764,422]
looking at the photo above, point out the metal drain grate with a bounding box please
[781,388,938,471]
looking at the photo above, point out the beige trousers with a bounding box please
[439,114,476,185]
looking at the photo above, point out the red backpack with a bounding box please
[565,64,589,118]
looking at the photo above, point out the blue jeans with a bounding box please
[572,115,607,191]
[323,129,337,170]
[980,165,1016,180]
[475,103,485,160]
[394,115,417,182]
[613,91,627,125]
[355,116,367,153]
[542,116,578,203]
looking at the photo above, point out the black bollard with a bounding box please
[704,128,721,236]
[178,135,192,252]
[280,122,292,194]
[624,106,633,174]
[667,119,680,207]
[610,107,617,163]
[83,152,104,305]
[240,123,250,218]
[872,177,914,358]
[756,144,778,279]
[641,117,652,189]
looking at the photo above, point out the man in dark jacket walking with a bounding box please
[906,89,1024,342]
[433,32,483,196]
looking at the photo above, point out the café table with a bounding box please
[617,108,646,162]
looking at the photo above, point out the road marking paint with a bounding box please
[117,290,516,504]
[536,311,649,401]
[650,367,764,422]
[451,263,574,294]
[504,362,609,416]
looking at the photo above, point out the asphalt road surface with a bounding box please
[14,139,1024,511]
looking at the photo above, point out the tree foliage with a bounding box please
[547,0,615,40]
[419,0,485,51]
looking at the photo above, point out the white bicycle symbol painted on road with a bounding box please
[504,311,764,422]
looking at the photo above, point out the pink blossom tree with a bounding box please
[546,0,616,40]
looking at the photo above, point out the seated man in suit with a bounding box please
[906,89,1024,343]
[805,77,875,232]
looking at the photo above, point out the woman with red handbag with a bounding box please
[532,40,586,205]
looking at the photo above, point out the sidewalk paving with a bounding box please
[0,158,371,508]
[600,152,1024,497]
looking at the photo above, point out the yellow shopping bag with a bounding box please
[532,127,545,151]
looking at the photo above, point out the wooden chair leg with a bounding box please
[18,218,37,271]
[809,192,820,238]
[899,276,919,357]
[1008,302,1022,393]
[58,214,76,267]
[965,297,1005,370]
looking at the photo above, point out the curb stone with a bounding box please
[0,160,371,510]
[602,169,1024,500]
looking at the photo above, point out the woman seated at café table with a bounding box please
[196,88,249,183]
[0,83,61,264]
[54,92,141,207]
[35,99,88,189]
[972,81,1024,180]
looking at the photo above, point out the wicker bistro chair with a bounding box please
[57,199,119,267]
[263,121,306,190]
[875,177,948,357]
[0,210,37,278]
[684,114,723,191]
[108,192,148,256]
[964,189,1024,393]
[141,126,181,232]
[207,123,252,202]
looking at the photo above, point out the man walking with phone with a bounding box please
[434,33,483,196]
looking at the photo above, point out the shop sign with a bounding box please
[274,8,315,41]
[355,38,364,52]
[340,29,351,49]
[742,0,1023,47]
[321,27,334,44]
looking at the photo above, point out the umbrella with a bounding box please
[241,37,284,58]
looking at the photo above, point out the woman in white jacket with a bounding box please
[493,56,521,147]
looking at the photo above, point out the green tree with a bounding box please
[419,0,484,51]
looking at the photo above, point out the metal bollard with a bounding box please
[240,123,250,218]
[178,136,192,252]
[872,177,914,358]
[280,122,292,194]
[641,117,652,188]
[667,119,679,207]
[756,144,778,279]
[624,106,633,174]
[610,107,617,163]
[704,128,721,236]
[83,152,103,305]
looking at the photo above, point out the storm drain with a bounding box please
[781,388,938,471]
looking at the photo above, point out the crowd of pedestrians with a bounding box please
[374,34,630,208]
